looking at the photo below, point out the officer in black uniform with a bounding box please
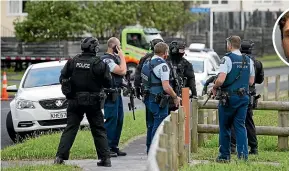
[166,40,197,113]
[54,37,112,167]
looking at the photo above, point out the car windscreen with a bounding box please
[23,66,63,88]
[188,60,204,73]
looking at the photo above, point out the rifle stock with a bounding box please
[125,71,136,120]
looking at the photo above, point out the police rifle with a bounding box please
[123,70,136,120]
[203,91,213,106]
[168,61,182,96]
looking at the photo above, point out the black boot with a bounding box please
[112,148,127,156]
[97,158,112,167]
[54,157,64,164]
[110,151,118,157]
[249,148,258,155]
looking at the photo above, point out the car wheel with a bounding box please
[127,63,137,80]
[6,111,18,143]
[6,111,27,143]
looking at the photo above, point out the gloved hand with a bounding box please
[202,86,208,96]
[135,87,142,100]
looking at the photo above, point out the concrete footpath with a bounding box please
[1,136,148,171]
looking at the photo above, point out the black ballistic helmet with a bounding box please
[150,39,164,51]
[169,40,186,55]
[81,37,100,53]
[240,40,254,55]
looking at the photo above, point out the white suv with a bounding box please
[6,60,89,142]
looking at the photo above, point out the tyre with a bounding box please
[127,62,137,80]
[6,111,27,143]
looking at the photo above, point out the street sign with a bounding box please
[190,8,210,13]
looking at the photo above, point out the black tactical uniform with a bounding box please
[54,37,112,167]
[166,40,197,113]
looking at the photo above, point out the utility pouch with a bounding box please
[105,89,118,102]
[76,92,90,106]
[219,92,230,107]
[154,93,162,104]
[236,88,246,97]
[159,95,170,108]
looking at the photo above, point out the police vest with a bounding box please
[101,53,123,88]
[141,57,166,95]
[70,53,102,93]
[221,52,250,92]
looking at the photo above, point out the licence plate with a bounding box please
[51,112,67,119]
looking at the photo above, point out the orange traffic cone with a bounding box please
[1,72,9,101]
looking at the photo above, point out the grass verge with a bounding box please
[258,55,287,68]
[1,110,146,160]
[180,109,289,171]
[2,164,81,171]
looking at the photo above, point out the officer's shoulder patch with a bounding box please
[162,65,168,72]
[104,59,111,64]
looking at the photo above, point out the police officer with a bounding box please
[101,37,127,157]
[134,38,164,98]
[141,42,181,153]
[134,38,163,154]
[231,40,261,155]
[211,36,255,162]
[54,37,112,167]
[166,40,197,113]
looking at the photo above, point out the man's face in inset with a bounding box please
[282,17,289,60]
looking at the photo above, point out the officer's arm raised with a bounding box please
[112,47,127,76]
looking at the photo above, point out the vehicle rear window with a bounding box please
[188,60,204,73]
[23,66,63,88]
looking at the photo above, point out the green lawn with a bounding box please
[2,164,81,171]
[180,109,289,171]
[1,110,146,160]
[258,55,287,68]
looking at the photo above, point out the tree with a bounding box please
[14,1,87,42]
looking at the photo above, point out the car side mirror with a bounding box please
[7,85,18,92]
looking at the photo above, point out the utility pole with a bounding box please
[240,0,244,30]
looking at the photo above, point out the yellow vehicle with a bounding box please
[120,26,163,78]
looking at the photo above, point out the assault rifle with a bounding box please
[123,70,136,120]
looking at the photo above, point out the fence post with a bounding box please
[163,121,172,171]
[171,111,179,170]
[156,148,167,171]
[215,110,219,125]
[198,109,205,147]
[191,99,198,153]
[159,133,168,170]
[263,77,269,101]
[278,111,289,150]
[178,107,186,167]
[275,75,280,101]
[181,88,190,162]
[287,75,289,98]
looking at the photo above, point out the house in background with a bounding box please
[1,0,28,37]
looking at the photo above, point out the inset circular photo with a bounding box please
[273,8,289,66]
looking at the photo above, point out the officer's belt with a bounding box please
[221,89,249,95]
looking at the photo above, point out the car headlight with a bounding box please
[16,99,35,109]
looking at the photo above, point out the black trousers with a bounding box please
[231,106,258,150]
[56,100,110,160]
